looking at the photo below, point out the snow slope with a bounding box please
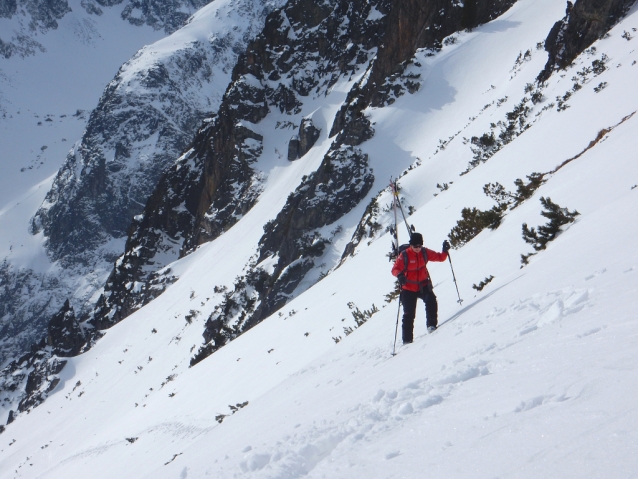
[1,0,638,477]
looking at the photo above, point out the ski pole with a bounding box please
[447,252,464,305]
[390,178,402,356]
[391,293,402,356]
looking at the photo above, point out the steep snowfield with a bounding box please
[2,0,638,477]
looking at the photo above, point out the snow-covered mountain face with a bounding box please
[88,0,518,361]
[0,0,209,59]
[1,0,638,476]
[0,0,167,366]
[0,0,285,365]
[31,0,285,264]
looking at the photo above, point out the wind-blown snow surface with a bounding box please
[2,0,638,477]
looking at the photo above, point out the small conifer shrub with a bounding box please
[447,174,545,250]
[348,302,379,327]
[521,197,579,266]
[384,282,401,303]
[472,275,494,291]
[448,207,504,248]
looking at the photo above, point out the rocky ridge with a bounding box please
[95,0,394,362]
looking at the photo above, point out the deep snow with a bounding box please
[1,0,638,477]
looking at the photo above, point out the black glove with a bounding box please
[397,273,407,286]
[442,240,451,253]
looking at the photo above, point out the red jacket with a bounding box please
[391,247,448,292]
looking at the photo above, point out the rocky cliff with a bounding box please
[87,0,390,332]
[539,0,637,81]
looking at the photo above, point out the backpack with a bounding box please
[398,243,428,275]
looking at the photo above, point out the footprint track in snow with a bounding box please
[236,361,491,477]
[514,393,569,413]
[498,288,594,336]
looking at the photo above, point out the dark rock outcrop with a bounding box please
[251,146,374,325]
[0,342,67,418]
[363,0,517,107]
[91,0,392,332]
[0,300,96,423]
[288,117,321,161]
[298,117,322,156]
[538,0,637,81]
[47,299,85,357]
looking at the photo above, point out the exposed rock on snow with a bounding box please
[47,299,87,356]
[0,300,97,419]
[288,117,321,161]
[91,0,392,341]
[539,0,638,81]
[364,0,518,107]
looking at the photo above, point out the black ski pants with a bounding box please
[400,285,438,343]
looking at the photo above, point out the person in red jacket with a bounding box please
[391,232,450,343]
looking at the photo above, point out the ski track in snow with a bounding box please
[235,367,483,477]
